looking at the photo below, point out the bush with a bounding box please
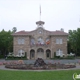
[53,52,62,59]
[6,56,27,60]
[65,56,75,59]
[6,52,28,60]
[54,52,56,58]
[51,55,75,60]
[0,55,4,59]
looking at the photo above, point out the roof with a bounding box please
[50,30,68,36]
[36,21,45,25]
[12,30,68,36]
[12,31,30,36]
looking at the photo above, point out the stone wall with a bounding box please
[13,27,68,59]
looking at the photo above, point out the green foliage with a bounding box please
[0,29,13,56]
[0,55,4,58]
[6,56,27,60]
[0,69,80,80]
[54,52,56,58]
[53,52,62,59]
[25,52,27,58]
[65,56,75,59]
[68,28,80,56]
[6,52,27,60]
[12,27,17,33]
[51,55,75,60]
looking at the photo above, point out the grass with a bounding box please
[0,69,80,80]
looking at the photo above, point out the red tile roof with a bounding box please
[50,30,68,36]
[12,30,68,36]
[12,31,30,36]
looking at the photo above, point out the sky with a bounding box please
[0,0,80,33]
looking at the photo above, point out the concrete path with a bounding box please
[0,59,80,64]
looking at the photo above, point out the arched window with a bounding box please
[37,48,44,52]
[46,49,51,58]
[37,48,44,58]
[30,49,35,59]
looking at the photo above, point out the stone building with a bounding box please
[12,20,68,59]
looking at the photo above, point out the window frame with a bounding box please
[56,38,63,44]
[18,38,25,44]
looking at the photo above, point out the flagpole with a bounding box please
[40,5,41,21]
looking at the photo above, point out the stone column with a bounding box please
[51,49,53,58]
[35,49,37,59]
[27,49,30,59]
[44,49,46,59]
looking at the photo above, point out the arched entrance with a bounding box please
[37,48,44,59]
[46,49,51,59]
[30,49,35,59]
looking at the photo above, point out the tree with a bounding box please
[68,28,80,56]
[0,29,13,57]
[12,27,17,33]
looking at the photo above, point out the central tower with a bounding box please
[36,5,45,27]
[36,21,45,27]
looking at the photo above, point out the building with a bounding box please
[12,20,68,59]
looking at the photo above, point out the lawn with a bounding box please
[0,69,80,80]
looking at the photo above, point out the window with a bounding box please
[47,53,49,57]
[39,31,42,34]
[31,53,34,58]
[30,49,35,59]
[56,39,59,44]
[22,39,24,44]
[31,38,35,45]
[18,38,24,44]
[18,50,25,57]
[56,39,62,44]
[56,49,63,56]
[38,37,44,44]
[60,39,62,44]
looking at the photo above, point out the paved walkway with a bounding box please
[0,59,80,64]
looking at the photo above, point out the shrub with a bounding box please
[6,56,27,60]
[65,56,75,59]
[0,55,4,59]
[54,52,56,58]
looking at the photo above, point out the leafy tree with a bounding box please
[68,28,80,56]
[12,27,17,33]
[0,29,13,57]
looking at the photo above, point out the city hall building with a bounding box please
[12,20,68,59]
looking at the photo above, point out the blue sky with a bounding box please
[0,0,80,32]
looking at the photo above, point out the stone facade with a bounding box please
[12,21,68,59]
